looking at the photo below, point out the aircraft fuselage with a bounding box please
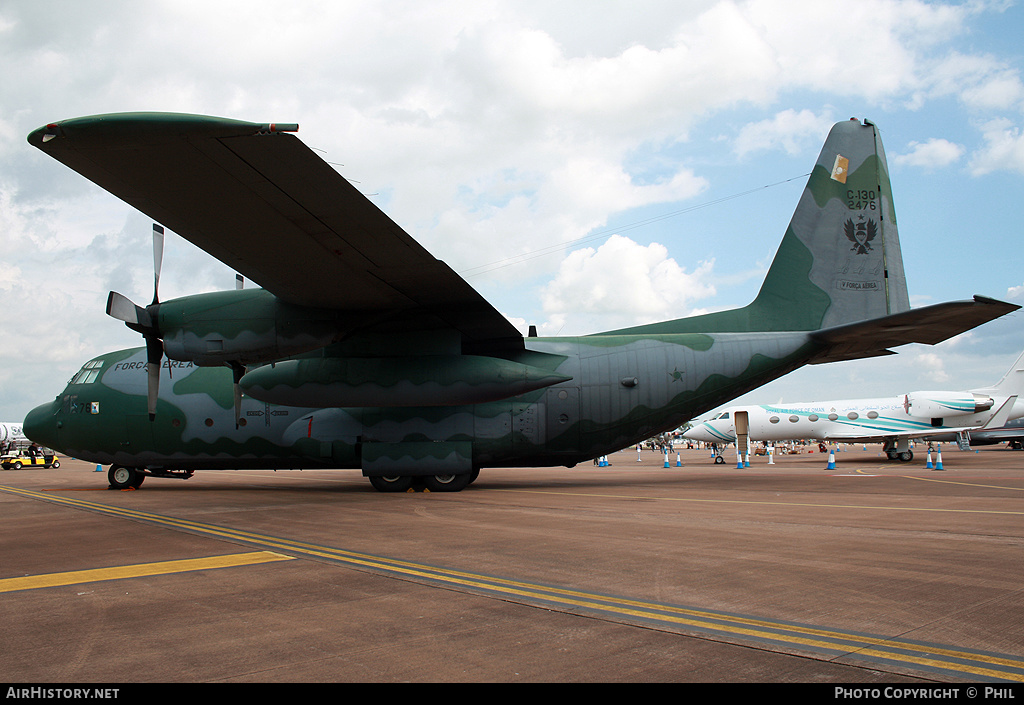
[25,331,820,474]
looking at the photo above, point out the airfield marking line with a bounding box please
[901,474,1024,492]
[3,484,1023,681]
[0,551,293,594]
[493,488,1024,516]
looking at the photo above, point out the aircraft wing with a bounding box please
[27,113,521,347]
[820,429,938,442]
[808,296,1019,364]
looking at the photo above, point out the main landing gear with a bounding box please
[368,469,480,493]
[885,450,914,462]
[882,438,914,462]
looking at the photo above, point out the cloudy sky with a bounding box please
[2,0,1023,422]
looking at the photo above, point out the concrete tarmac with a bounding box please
[2,444,1023,684]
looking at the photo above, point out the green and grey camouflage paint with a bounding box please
[22,116,1016,491]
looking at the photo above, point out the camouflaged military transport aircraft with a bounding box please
[22,114,1019,492]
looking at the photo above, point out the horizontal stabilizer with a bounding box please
[982,395,1018,430]
[808,296,1019,364]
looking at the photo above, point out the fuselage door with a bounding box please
[734,410,750,458]
[123,414,155,455]
[544,385,580,455]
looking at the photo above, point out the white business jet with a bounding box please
[684,349,1024,462]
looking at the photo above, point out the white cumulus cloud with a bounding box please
[893,138,964,169]
[733,109,836,157]
[970,118,1024,176]
[540,234,716,335]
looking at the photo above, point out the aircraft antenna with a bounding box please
[459,173,810,278]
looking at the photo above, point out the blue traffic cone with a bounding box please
[925,448,933,469]
[935,446,944,470]
[826,448,836,470]
[663,450,670,468]
[95,464,103,472]
[676,452,682,467]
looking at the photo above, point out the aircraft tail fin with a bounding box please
[746,117,909,331]
[976,349,1024,397]
[603,118,909,336]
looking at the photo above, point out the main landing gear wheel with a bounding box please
[423,473,473,492]
[369,475,415,492]
[885,449,914,462]
[108,465,145,490]
[714,455,724,464]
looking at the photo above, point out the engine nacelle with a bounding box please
[903,391,994,418]
[239,355,572,407]
[158,289,348,366]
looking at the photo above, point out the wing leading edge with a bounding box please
[27,112,521,347]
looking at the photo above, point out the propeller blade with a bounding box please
[107,225,168,420]
[145,336,163,420]
[106,291,152,329]
[152,224,164,306]
[146,363,159,420]
[230,363,245,429]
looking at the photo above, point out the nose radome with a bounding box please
[23,402,59,449]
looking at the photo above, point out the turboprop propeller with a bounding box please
[105,224,165,420]
[105,224,250,426]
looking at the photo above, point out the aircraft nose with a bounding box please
[682,425,711,442]
[23,402,59,449]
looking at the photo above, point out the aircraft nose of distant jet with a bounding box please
[23,402,59,449]
[683,424,715,443]
[684,420,736,444]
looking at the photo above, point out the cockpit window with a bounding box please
[70,359,103,385]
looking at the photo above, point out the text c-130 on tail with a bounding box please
[22,114,1018,491]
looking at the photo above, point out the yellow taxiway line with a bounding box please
[3,483,1023,681]
[0,551,294,593]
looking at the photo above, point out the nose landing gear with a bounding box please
[107,465,145,489]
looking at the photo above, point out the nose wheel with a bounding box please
[108,465,145,489]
